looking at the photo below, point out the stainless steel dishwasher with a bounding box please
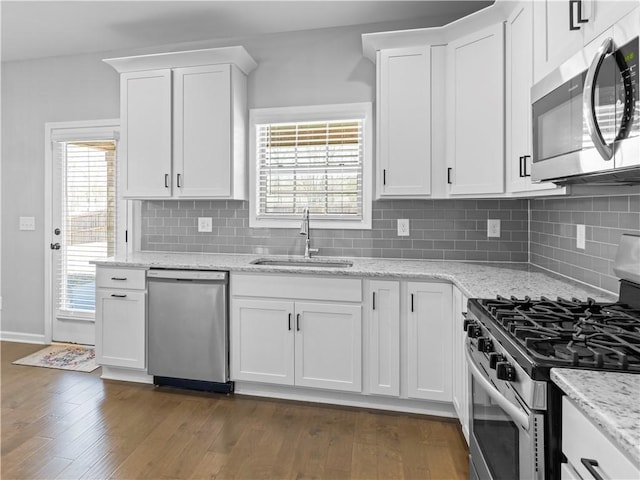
[147,269,232,393]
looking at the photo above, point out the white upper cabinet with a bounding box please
[446,23,505,196]
[104,47,256,200]
[506,3,565,195]
[533,0,639,83]
[376,46,431,198]
[121,69,172,198]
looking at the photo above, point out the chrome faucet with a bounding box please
[299,207,319,258]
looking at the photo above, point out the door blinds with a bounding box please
[54,139,117,318]
[256,119,363,219]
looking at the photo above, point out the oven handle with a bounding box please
[583,37,615,161]
[465,347,530,431]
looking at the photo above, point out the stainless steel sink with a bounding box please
[250,258,353,268]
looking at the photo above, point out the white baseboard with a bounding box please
[0,331,46,344]
[234,381,457,418]
[101,365,154,384]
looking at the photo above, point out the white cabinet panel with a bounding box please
[377,46,431,198]
[121,69,172,198]
[368,280,400,396]
[95,289,146,369]
[451,287,469,443]
[174,65,232,198]
[406,282,453,402]
[446,23,505,195]
[230,299,294,385]
[294,302,362,392]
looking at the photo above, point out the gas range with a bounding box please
[467,282,640,381]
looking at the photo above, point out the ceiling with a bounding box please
[1,1,493,62]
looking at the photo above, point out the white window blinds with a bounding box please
[256,119,363,219]
[55,140,117,317]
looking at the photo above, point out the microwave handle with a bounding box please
[465,346,530,431]
[583,37,615,161]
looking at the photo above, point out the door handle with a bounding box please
[569,0,588,31]
[296,313,301,331]
[447,167,452,184]
[522,155,531,177]
[580,458,604,480]
[164,173,170,188]
[372,292,376,310]
[583,37,615,161]
[110,294,127,298]
[411,293,414,313]
[288,313,292,331]
[50,243,61,250]
[177,173,182,188]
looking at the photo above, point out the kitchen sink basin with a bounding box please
[250,258,353,268]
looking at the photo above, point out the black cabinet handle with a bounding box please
[580,458,604,480]
[522,155,531,177]
[164,174,169,188]
[296,313,301,331]
[111,277,127,281]
[110,294,127,298]
[447,168,452,184]
[288,313,292,331]
[411,293,414,313]
[372,292,376,310]
[569,0,588,30]
[177,173,182,188]
[519,156,524,178]
[383,169,387,185]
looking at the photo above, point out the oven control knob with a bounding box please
[467,324,482,338]
[489,353,506,369]
[463,318,475,332]
[496,362,516,381]
[478,337,493,353]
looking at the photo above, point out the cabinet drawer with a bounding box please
[231,273,362,302]
[562,397,638,480]
[96,267,146,290]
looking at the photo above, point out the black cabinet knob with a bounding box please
[496,362,516,381]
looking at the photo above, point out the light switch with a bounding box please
[198,217,213,233]
[19,216,35,231]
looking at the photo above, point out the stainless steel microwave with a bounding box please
[531,29,639,185]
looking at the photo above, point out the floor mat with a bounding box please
[12,343,99,372]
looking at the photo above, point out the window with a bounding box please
[250,103,372,229]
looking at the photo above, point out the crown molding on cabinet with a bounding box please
[103,45,257,75]
[362,0,515,61]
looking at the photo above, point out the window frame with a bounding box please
[249,102,372,229]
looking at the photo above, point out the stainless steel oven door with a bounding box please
[466,347,544,480]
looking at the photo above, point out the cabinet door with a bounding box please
[230,299,294,385]
[377,46,431,198]
[532,0,587,82]
[121,69,172,198]
[95,289,146,369]
[406,282,452,402]
[173,65,232,198]
[294,302,362,392]
[368,280,400,396]
[451,287,469,443]
[446,23,504,195]
[582,1,638,48]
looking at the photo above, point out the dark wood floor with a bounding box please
[1,341,469,479]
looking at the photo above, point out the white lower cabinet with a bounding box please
[562,396,639,479]
[230,274,363,393]
[95,266,147,370]
[367,280,400,396]
[406,282,453,402]
[451,286,469,443]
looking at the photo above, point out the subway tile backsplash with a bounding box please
[141,199,530,262]
[529,194,640,294]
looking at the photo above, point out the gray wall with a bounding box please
[141,199,529,261]
[530,194,640,294]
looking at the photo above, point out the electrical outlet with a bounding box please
[397,219,410,236]
[576,224,585,250]
[487,219,501,238]
[19,216,35,231]
[197,217,213,233]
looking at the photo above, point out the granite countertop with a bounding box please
[93,252,617,301]
[551,368,640,467]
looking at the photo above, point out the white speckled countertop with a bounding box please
[551,368,640,467]
[93,252,617,301]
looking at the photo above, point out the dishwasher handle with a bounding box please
[147,269,228,281]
